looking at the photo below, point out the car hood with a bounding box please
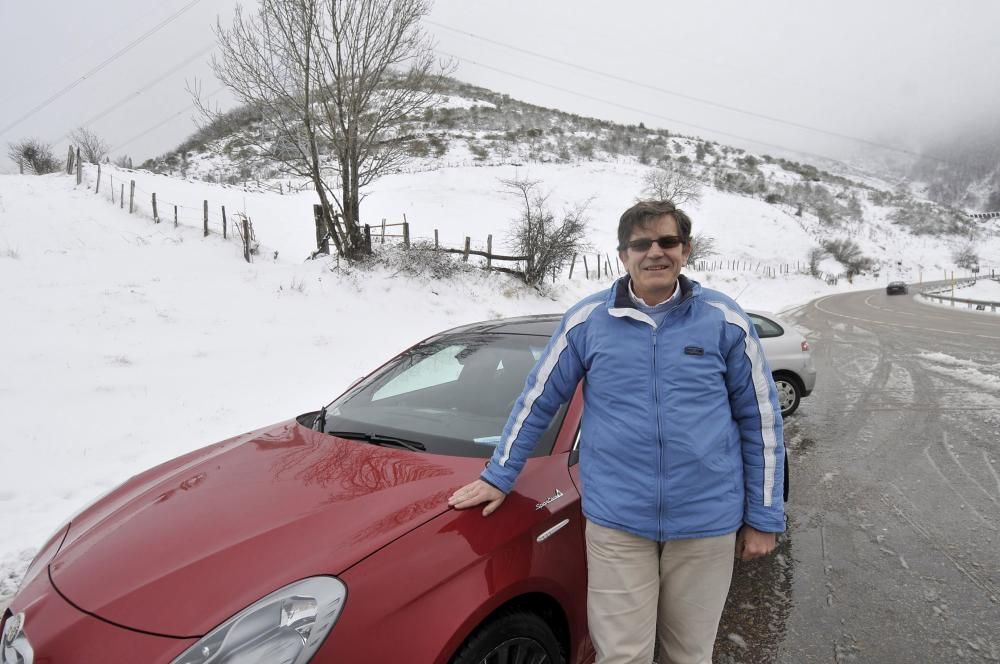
[48,418,470,637]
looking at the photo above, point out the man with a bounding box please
[449,200,785,664]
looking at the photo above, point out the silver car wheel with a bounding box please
[774,376,800,416]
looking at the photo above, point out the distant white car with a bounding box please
[747,310,816,416]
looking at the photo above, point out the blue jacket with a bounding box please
[482,275,785,541]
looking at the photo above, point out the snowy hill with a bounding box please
[132,78,998,278]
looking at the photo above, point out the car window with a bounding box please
[749,314,784,338]
[324,333,567,459]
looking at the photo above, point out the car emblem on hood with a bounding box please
[2,612,34,664]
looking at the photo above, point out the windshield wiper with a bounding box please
[313,406,327,432]
[327,431,426,452]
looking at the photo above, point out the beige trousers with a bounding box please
[585,520,736,664]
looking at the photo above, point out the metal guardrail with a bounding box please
[918,276,1000,312]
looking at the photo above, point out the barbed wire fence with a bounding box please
[76,158,259,263]
[69,152,957,288]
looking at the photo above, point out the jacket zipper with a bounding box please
[653,296,695,541]
[651,328,663,541]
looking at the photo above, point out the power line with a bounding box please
[109,85,226,154]
[52,43,216,144]
[429,20,951,166]
[13,0,182,104]
[0,0,203,139]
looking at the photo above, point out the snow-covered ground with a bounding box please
[0,167,994,600]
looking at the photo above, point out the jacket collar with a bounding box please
[610,274,698,310]
[607,274,699,325]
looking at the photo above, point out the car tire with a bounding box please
[451,609,565,664]
[773,372,802,417]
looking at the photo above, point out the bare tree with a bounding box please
[502,176,590,286]
[641,161,702,206]
[199,0,450,259]
[687,232,717,263]
[69,127,110,164]
[7,138,60,174]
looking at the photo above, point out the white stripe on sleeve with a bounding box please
[498,302,601,466]
[706,301,780,506]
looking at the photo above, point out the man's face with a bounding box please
[618,214,691,305]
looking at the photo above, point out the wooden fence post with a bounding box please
[364,224,372,254]
[174,205,178,228]
[596,254,601,279]
[129,180,135,213]
[568,254,576,279]
[221,206,227,239]
[66,146,74,174]
[120,184,124,209]
[380,219,386,244]
[583,255,589,279]
[75,149,82,185]
[434,229,439,249]
[402,221,410,249]
[486,235,493,269]
[463,237,471,262]
[95,164,101,194]
[152,193,158,223]
[243,218,251,262]
[314,204,328,254]
[203,200,208,236]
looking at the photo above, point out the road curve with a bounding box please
[714,286,1000,663]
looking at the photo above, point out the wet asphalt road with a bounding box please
[714,286,1000,663]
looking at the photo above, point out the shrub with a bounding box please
[822,238,874,274]
[7,138,60,174]
[952,244,979,270]
[502,176,590,286]
[359,240,475,280]
[807,246,828,277]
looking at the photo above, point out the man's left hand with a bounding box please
[735,525,776,561]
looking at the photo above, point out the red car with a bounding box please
[2,315,594,664]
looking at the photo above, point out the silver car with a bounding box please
[747,310,816,416]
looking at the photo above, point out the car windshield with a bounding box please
[317,332,568,458]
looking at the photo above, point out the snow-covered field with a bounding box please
[0,166,996,600]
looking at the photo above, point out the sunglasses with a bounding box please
[622,235,685,252]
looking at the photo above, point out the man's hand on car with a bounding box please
[448,479,506,516]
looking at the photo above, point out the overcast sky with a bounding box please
[2,0,999,174]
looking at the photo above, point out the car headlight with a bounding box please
[171,577,346,664]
